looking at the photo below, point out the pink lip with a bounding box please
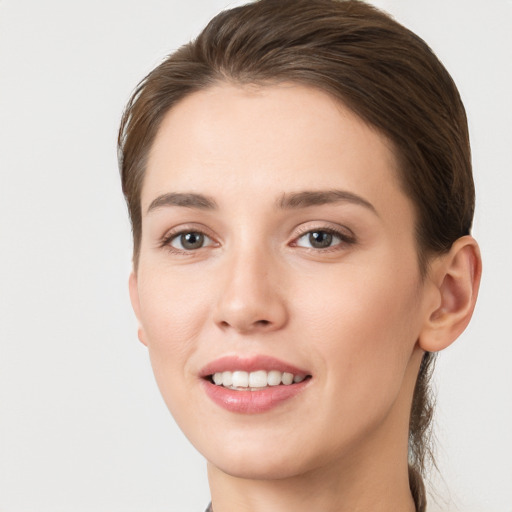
[199,355,309,377]
[199,355,311,414]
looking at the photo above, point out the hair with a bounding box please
[118,1,474,510]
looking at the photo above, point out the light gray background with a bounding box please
[0,1,511,511]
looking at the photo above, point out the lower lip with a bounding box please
[201,379,310,414]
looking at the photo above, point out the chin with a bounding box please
[208,450,312,481]
[199,424,343,482]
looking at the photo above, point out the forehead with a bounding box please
[143,82,406,215]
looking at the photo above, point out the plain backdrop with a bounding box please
[0,1,511,511]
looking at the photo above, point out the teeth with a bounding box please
[282,372,293,385]
[249,370,267,388]
[211,370,308,389]
[232,371,249,388]
[267,370,282,386]
[222,371,233,386]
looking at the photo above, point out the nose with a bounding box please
[213,247,288,334]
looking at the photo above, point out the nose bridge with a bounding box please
[214,239,288,333]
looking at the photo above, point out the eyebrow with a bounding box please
[146,189,377,215]
[276,189,377,214]
[147,192,218,214]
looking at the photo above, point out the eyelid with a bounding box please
[289,222,357,249]
[157,221,355,254]
[158,223,220,253]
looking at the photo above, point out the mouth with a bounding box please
[207,370,311,390]
[199,355,312,413]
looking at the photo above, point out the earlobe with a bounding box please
[129,271,148,347]
[419,236,482,352]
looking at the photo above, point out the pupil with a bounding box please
[181,232,204,249]
[309,231,332,248]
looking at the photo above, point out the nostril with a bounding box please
[218,318,271,331]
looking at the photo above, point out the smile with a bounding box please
[200,355,312,413]
[210,370,308,390]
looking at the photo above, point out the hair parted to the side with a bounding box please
[118,1,474,510]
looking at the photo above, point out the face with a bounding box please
[130,83,431,480]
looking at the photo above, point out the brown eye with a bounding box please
[171,231,208,250]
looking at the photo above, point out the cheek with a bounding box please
[135,270,216,429]
[136,269,212,378]
[296,262,423,407]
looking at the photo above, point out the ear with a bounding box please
[419,236,482,352]
[129,271,148,347]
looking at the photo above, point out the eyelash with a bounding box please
[159,227,217,254]
[291,226,356,251]
[159,225,356,255]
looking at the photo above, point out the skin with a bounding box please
[129,83,481,512]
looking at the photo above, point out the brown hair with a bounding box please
[118,1,474,509]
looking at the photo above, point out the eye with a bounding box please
[166,231,214,251]
[294,228,354,250]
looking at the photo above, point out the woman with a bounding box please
[118,1,481,511]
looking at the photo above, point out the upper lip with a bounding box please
[199,355,310,378]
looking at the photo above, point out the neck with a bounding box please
[208,462,416,512]
[207,409,417,512]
